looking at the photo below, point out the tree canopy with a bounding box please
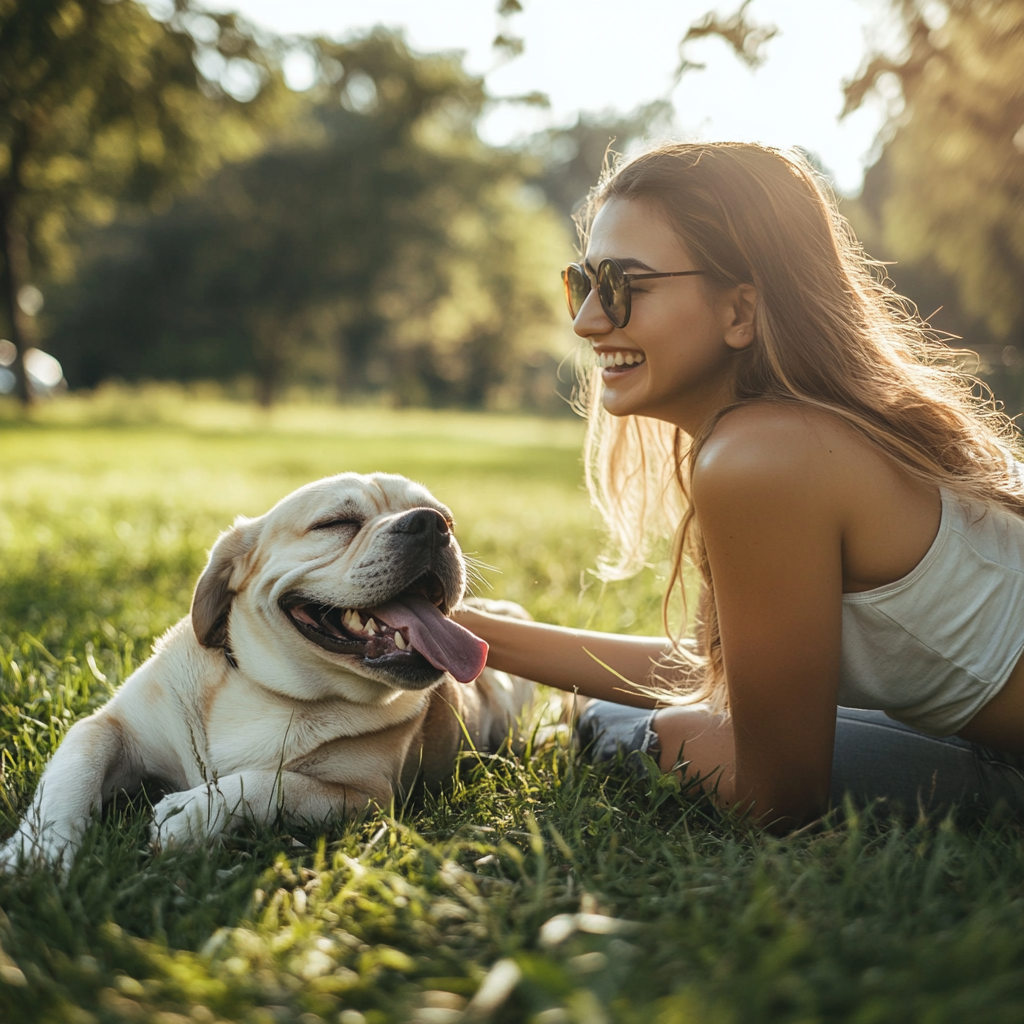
[18,0,1024,413]
[844,0,1024,340]
[44,29,571,409]
[0,0,290,404]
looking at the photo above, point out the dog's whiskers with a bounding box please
[462,554,498,596]
[463,553,500,575]
[463,574,494,597]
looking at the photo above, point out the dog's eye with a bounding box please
[311,518,362,532]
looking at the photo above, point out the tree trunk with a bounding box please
[256,364,277,408]
[0,192,36,408]
[253,315,285,408]
[336,311,383,397]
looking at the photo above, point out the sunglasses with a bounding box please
[561,258,707,328]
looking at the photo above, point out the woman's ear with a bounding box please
[191,517,257,649]
[724,284,758,351]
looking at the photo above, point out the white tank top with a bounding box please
[840,488,1024,735]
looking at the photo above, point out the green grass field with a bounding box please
[1,388,1022,1024]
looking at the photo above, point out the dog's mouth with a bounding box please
[280,574,488,684]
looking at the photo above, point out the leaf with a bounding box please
[674,0,779,84]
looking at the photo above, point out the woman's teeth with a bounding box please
[597,351,645,368]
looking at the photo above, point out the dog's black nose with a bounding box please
[392,508,451,547]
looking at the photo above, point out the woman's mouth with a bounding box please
[597,350,646,371]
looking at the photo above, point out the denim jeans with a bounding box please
[577,701,1024,815]
[830,707,1024,813]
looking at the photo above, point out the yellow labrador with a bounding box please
[1,474,532,870]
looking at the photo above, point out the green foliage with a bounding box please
[0,0,287,265]
[1,393,1024,1021]
[844,0,1024,339]
[43,30,573,409]
[674,0,778,80]
[0,0,293,404]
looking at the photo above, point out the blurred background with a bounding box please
[1,0,1021,414]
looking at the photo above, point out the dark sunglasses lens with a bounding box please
[597,260,628,327]
[563,265,590,319]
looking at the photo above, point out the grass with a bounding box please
[1,387,1023,1024]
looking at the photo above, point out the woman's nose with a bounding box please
[572,287,613,339]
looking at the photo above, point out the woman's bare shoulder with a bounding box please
[692,402,869,507]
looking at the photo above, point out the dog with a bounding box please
[1,473,533,870]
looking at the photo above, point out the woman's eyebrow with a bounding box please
[584,257,658,273]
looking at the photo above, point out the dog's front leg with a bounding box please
[151,771,391,848]
[1,713,137,872]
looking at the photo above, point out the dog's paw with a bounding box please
[0,826,76,873]
[151,787,229,849]
[0,835,23,873]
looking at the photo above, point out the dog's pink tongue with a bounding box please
[372,594,488,683]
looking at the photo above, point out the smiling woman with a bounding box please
[569,199,755,429]
[456,141,1024,829]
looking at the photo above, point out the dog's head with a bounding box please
[190,473,486,695]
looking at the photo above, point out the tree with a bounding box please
[843,0,1024,340]
[44,29,570,409]
[0,0,289,406]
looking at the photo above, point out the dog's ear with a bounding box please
[191,518,257,649]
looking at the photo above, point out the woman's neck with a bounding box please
[653,372,740,439]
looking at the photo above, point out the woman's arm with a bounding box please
[460,607,744,805]
[459,403,857,828]
[452,606,700,708]
[693,407,846,827]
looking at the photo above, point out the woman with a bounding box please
[454,142,1024,828]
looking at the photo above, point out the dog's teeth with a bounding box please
[365,618,377,635]
[394,632,406,650]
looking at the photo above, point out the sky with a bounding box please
[198,0,902,196]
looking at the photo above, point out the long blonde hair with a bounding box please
[576,142,1024,710]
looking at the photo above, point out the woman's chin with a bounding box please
[600,368,648,417]
[602,386,653,419]
[600,388,630,417]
